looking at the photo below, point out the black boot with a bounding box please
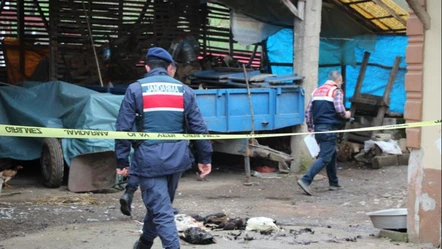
[120,187,136,216]
[133,237,153,249]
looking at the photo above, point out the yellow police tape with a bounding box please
[0,120,440,140]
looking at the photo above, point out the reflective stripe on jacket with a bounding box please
[115,68,212,177]
[311,82,345,127]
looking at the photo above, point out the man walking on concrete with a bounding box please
[297,70,351,196]
[115,47,212,249]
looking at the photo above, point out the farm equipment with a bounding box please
[0,69,304,191]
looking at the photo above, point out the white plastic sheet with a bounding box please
[364,139,402,155]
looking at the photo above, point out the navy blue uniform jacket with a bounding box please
[115,68,212,177]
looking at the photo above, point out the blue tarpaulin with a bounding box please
[267,29,408,113]
[0,81,123,164]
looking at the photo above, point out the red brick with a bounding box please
[406,128,421,148]
[406,44,425,64]
[407,16,424,36]
[404,100,423,120]
[405,72,423,92]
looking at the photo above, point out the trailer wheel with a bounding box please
[41,138,64,188]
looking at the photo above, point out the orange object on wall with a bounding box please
[2,37,49,85]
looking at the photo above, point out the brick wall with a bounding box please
[404,0,426,149]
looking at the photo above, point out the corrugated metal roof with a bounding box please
[333,0,409,33]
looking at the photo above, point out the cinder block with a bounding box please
[398,138,408,153]
[372,155,399,169]
[379,229,408,242]
[397,153,410,165]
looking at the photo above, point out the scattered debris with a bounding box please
[292,240,319,245]
[180,227,216,245]
[0,208,14,219]
[204,212,228,227]
[259,229,273,235]
[243,233,254,241]
[246,217,280,232]
[289,228,315,237]
[34,195,102,206]
[222,217,246,230]
[227,231,242,240]
[175,214,205,232]
[343,236,359,242]
[251,170,281,179]
[189,214,205,222]
[0,192,22,197]
[325,237,340,243]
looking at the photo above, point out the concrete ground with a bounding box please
[0,160,436,249]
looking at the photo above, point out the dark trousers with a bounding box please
[126,175,139,192]
[301,124,339,186]
[139,172,182,249]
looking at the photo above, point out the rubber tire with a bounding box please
[40,138,64,188]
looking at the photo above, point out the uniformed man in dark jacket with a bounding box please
[118,62,178,217]
[297,70,350,196]
[115,47,212,249]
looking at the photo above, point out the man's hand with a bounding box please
[345,110,352,119]
[116,167,129,177]
[198,163,212,179]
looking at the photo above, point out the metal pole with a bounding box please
[82,0,104,87]
[242,64,255,186]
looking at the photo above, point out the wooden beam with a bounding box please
[347,0,372,5]
[118,0,124,37]
[0,0,6,13]
[49,0,57,81]
[372,0,407,26]
[331,0,379,33]
[353,51,371,100]
[297,0,305,20]
[32,0,50,32]
[18,0,25,75]
[281,0,299,18]
[368,14,408,21]
[405,0,431,30]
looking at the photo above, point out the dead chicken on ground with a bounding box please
[1,165,23,189]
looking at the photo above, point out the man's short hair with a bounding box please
[145,59,169,70]
[328,70,342,81]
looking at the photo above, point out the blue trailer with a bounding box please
[191,70,305,182]
[0,70,304,190]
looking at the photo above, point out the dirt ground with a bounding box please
[0,158,436,249]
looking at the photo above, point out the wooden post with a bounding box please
[352,51,371,101]
[32,0,49,32]
[341,64,347,104]
[373,56,402,126]
[344,52,370,140]
[49,0,57,80]
[202,3,208,56]
[281,0,300,18]
[405,0,431,30]
[0,0,6,13]
[229,26,234,57]
[18,0,25,76]
[373,0,407,26]
[118,0,124,37]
